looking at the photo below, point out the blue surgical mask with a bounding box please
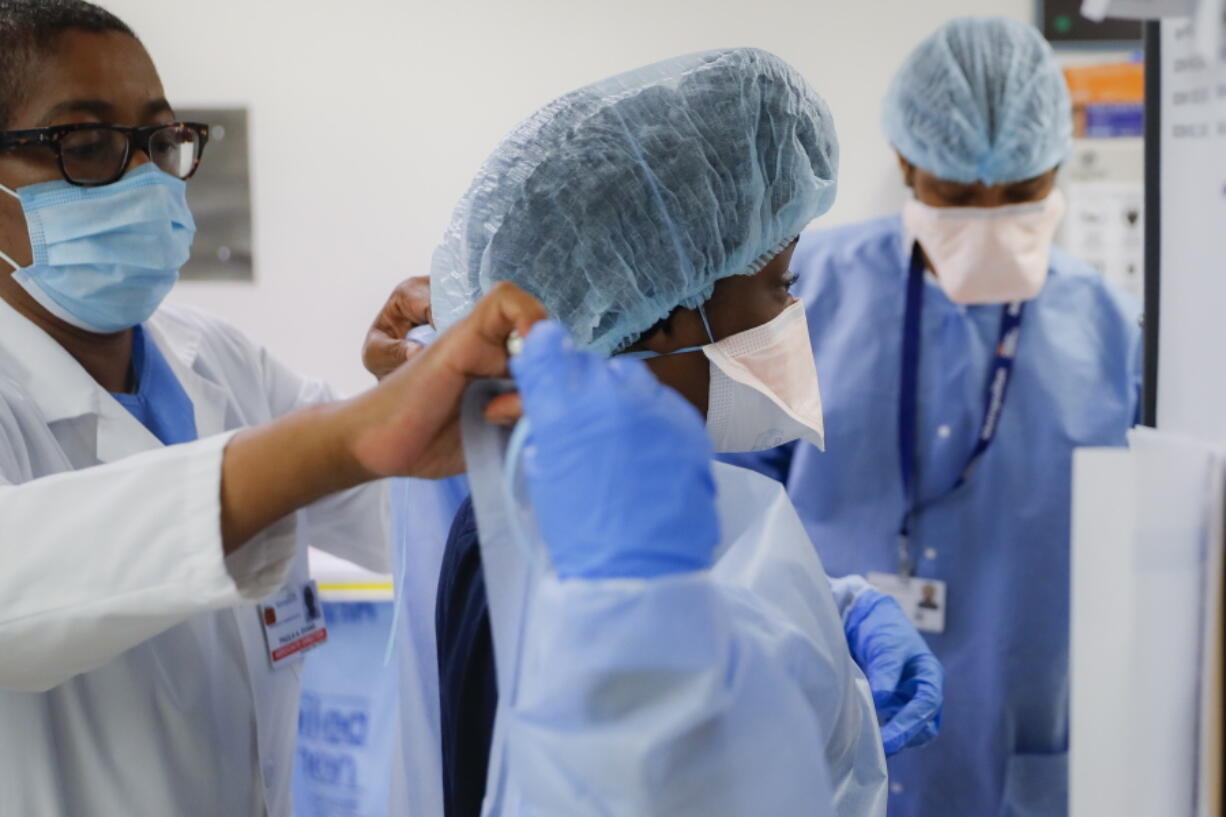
[0,163,196,333]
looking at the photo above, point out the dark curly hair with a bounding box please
[0,0,135,128]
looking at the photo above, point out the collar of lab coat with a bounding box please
[0,296,102,425]
[0,297,230,464]
[143,315,231,445]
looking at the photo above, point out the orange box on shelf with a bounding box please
[1064,61,1145,105]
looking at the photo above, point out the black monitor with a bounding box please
[1038,0,1143,45]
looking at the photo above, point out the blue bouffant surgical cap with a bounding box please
[882,17,1072,186]
[431,47,839,356]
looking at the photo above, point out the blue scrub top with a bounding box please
[110,325,198,446]
[434,496,497,817]
[725,216,1141,817]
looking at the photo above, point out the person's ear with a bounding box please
[896,151,915,191]
[633,306,714,355]
[625,313,675,354]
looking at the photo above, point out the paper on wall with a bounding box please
[1157,16,1226,443]
[1062,181,1145,299]
[1194,0,1224,60]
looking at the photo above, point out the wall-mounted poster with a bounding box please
[176,107,253,282]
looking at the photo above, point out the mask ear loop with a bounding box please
[696,303,716,344]
[618,303,717,362]
[0,247,20,272]
[0,183,22,272]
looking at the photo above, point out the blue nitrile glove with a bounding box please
[509,320,720,580]
[844,589,944,756]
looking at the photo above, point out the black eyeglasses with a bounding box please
[0,121,210,187]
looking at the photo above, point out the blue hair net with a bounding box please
[882,17,1072,186]
[431,47,839,356]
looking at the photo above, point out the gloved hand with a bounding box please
[844,589,944,756]
[509,320,719,580]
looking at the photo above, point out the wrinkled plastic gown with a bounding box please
[461,381,887,817]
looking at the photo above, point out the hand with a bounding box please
[509,321,719,579]
[844,590,944,756]
[347,282,548,479]
[362,276,433,380]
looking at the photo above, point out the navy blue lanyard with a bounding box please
[897,245,1024,571]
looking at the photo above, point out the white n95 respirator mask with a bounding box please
[624,298,825,454]
[902,188,1066,305]
[703,299,825,453]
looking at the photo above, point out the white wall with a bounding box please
[104,0,1033,395]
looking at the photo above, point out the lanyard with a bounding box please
[896,244,1024,575]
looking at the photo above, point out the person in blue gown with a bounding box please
[421,46,900,817]
[724,16,1141,817]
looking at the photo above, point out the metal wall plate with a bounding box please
[177,107,254,282]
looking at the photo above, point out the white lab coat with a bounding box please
[0,298,388,817]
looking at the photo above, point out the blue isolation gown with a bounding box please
[724,215,1140,817]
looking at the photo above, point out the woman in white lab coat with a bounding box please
[0,4,543,815]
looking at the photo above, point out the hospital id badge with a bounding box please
[258,580,328,669]
[866,572,947,634]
